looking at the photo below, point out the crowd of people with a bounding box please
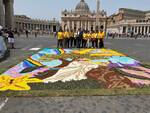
[57,27,105,49]
[1,25,105,49]
[0,26,15,49]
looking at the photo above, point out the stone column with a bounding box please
[72,21,74,31]
[61,21,65,31]
[67,21,70,31]
[143,26,146,35]
[50,25,53,32]
[126,26,128,34]
[140,27,143,34]
[85,21,87,30]
[137,26,139,34]
[77,21,81,30]
[4,0,14,28]
[93,22,96,31]
[80,21,82,29]
[88,21,90,31]
[0,0,5,27]
[134,27,136,34]
[147,26,150,34]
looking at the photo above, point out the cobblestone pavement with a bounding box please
[0,96,150,113]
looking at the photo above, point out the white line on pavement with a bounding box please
[0,98,9,111]
[29,48,41,51]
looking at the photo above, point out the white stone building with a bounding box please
[107,8,150,35]
[61,0,107,31]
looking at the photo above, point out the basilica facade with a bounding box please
[61,0,107,32]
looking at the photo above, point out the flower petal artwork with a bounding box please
[0,74,43,91]
[44,61,99,83]
[0,48,150,91]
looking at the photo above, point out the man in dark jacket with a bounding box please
[76,28,83,48]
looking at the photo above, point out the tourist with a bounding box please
[69,30,74,48]
[91,31,96,48]
[64,30,70,48]
[76,29,80,48]
[87,31,91,48]
[56,29,107,49]
[77,29,83,48]
[82,31,88,48]
[35,31,38,38]
[57,29,63,48]
[74,31,77,47]
[25,30,29,38]
[3,29,9,43]
[98,26,105,48]
[7,29,15,49]
[95,30,98,48]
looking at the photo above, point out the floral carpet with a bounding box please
[0,48,150,91]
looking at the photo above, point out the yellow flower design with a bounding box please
[90,49,125,57]
[73,49,93,54]
[0,74,43,91]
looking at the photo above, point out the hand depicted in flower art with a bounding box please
[119,66,150,85]
[86,67,135,88]
[0,74,43,91]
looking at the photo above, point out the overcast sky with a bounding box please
[14,0,150,20]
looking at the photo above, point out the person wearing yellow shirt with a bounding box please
[95,31,98,48]
[64,30,70,48]
[57,29,64,48]
[83,31,88,48]
[70,30,74,48]
[91,31,97,48]
[87,32,91,48]
[98,26,105,48]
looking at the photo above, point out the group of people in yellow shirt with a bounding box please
[57,29,105,48]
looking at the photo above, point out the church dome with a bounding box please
[75,0,90,12]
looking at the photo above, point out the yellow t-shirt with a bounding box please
[87,33,91,39]
[83,33,87,39]
[70,32,74,37]
[98,32,105,39]
[57,32,63,40]
[91,33,97,39]
[64,32,70,38]
[94,33,98,39]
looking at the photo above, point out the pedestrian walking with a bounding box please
[7,29,15,49]
[35,31,38,38]
[25,30,29,38]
